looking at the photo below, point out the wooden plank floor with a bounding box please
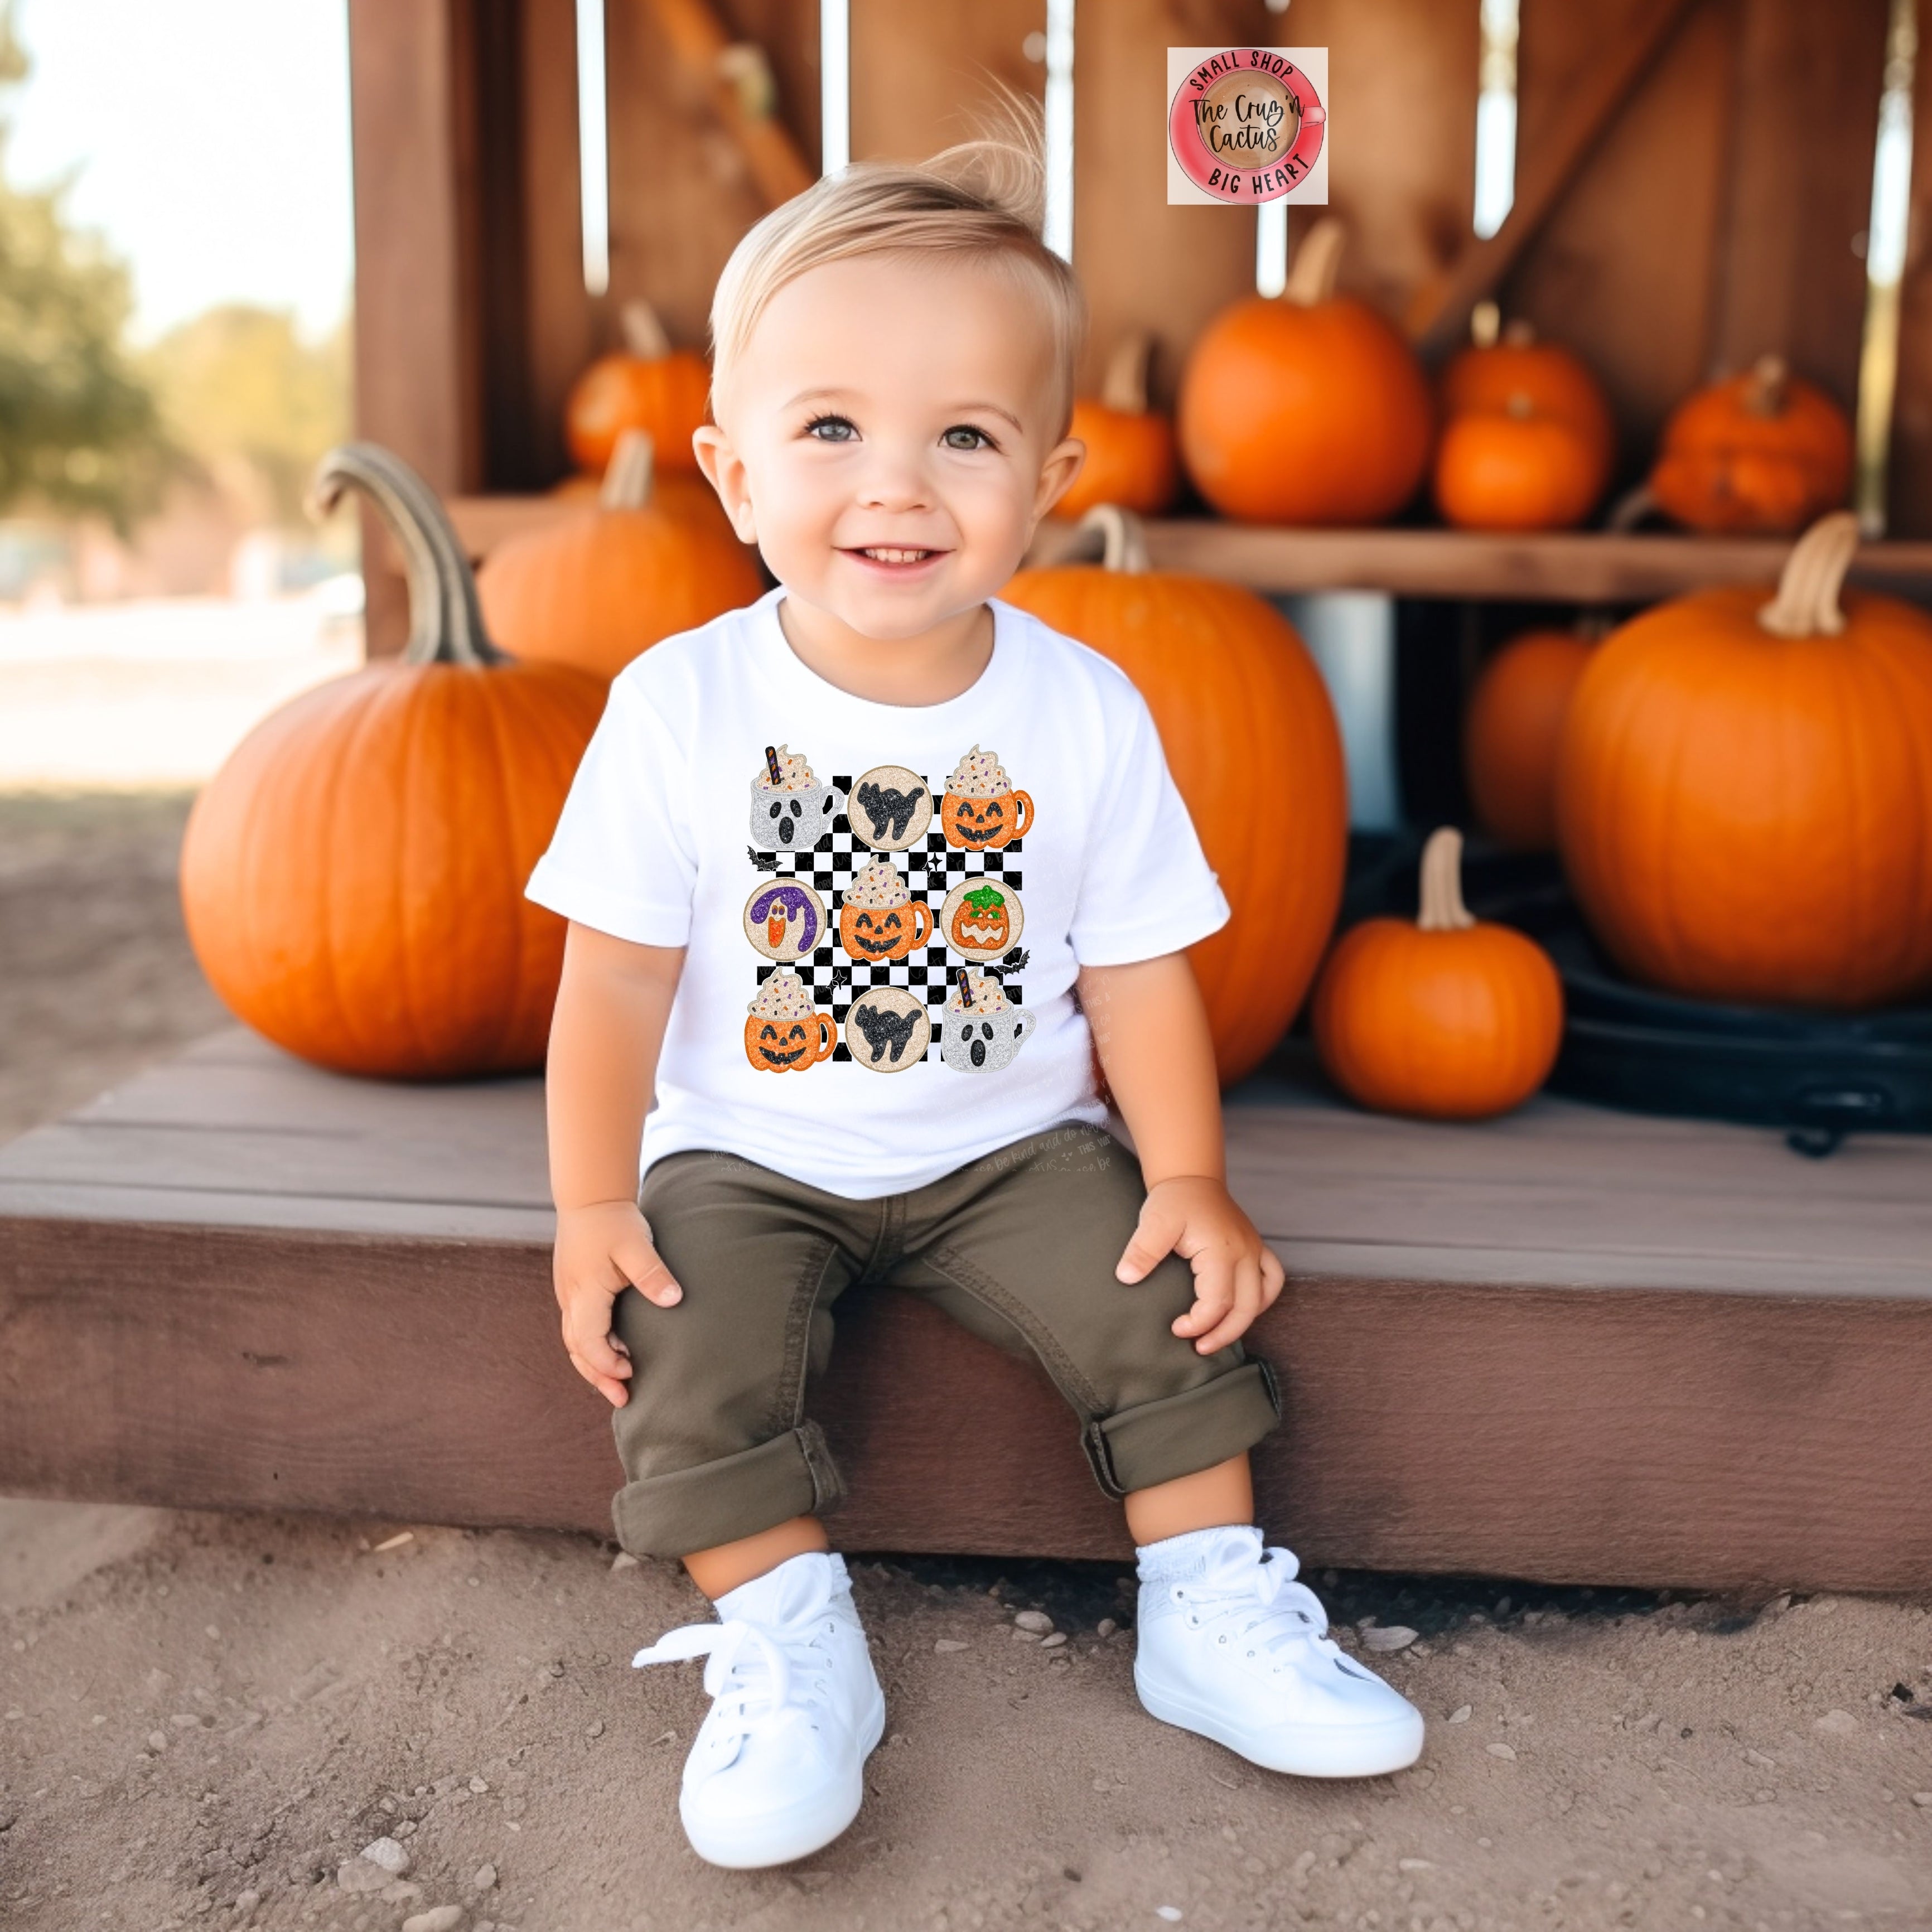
[2,1030,1929,1588]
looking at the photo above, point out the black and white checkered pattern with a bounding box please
[752,773,1024,1062]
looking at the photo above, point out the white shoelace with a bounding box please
[1168,1542,1335,1672]
[632,1570,842,1755]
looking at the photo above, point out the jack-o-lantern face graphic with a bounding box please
[838,896,933,961]
[939,880,1025,962]
[742,1012,835,1072]
[941,788,1033,850]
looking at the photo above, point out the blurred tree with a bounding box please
[146,305,351,527]
[0,3,165,525]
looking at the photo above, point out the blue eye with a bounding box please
[805,414,858,442]
[942,424,994,451]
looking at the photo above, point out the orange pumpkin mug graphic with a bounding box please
[743,968,834,1073]
[941,743,1032,849]
[837,859,933,962]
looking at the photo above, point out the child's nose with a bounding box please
[854,446,936,513]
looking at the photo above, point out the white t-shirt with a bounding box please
[526,587,1229,1199]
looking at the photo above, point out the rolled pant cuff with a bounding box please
[1082,1359,1281,1499]
[611,1421,847,1559]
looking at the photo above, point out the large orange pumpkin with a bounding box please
[1177,219,1433,526]
[1439,310,1615,484]
[1313,827,1564,1119]
[1003,505,1347,1083]
[1649,355,1853,535]
[564,300,712,477]
[478,430,765,680]
[1056,332,1180,520]
[1556,513,1932,1008]
[1463,627,1597,850]
[180,446,606,1077]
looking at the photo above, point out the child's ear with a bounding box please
[693,426,757,544]
[1033,434,1087,521]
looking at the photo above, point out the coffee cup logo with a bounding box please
[1167,48,1327,204]
[941,743,1032,850]
[743,968,834,1073]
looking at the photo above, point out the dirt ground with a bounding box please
[3,790,1931,1932]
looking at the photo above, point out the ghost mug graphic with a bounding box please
[750,742,843,852]
[940,968,1037,1073]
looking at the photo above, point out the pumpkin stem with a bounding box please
[601,429,657,510]
[1073,504,1151,574]
[1470,300,1501,349]
[1744,352,1790,418]
[1099,330,1154,414]
[1501,317,1537,347]
[1416,827,1476,933]
[1757,510,1859,638]
[620,299,673,360]
[1605,483,1657,532]
[1283,216,1345,307]
[1504,390,1534,419]
[307,443,505,668]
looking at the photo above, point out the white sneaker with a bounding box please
[1134,1525,1424,1778]
[632,1549,885,1867]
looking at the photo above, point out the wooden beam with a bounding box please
[1405,0,1699,357]
[346,0,482,653]
[1883,0,1932,535]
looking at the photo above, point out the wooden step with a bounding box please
[2,1030,1928,1590]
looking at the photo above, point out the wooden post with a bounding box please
[347,0,482,654]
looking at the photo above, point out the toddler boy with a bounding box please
[528,134,1422,1871]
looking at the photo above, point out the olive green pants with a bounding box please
[609,1123,1280,1558]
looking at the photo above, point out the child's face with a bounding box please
[695,254,1084,640]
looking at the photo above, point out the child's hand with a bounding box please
[553,1200,683,1407]
[1115,1176,1286,1355]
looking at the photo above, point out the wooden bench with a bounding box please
[2,1030,1928,1591]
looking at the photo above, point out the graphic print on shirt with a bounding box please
[743,747,1030,1066]
[940,744,1033,850]
[938,878,1025,961]
[844,986,931,1073]
[741,878,827,962]
[849,764,933,850]
[750,743,844,852]
[837,858,934,962]
[743,968,836,1073]
[940,967,1038,1074]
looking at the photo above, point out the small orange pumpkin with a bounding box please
[1177,220,1433,526]
[743,1012,835,1073]
[1462,627,1597,851]
[1439,310,1615,485]
[1649,355,1853,535]
[1556,513,1932,1008]
[478,431,765,680]
[1313,827,1564,1119]
[180,446,607,1079]
[1056,332,1180,520]
[564,300,712,477]
[1003,506,1348,1083]
[838,895,934,962]
[1433,396,1603,531]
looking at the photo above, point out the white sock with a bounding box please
[1134,1522,1262,1583]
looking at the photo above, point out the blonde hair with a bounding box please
[709,111,1086,436]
